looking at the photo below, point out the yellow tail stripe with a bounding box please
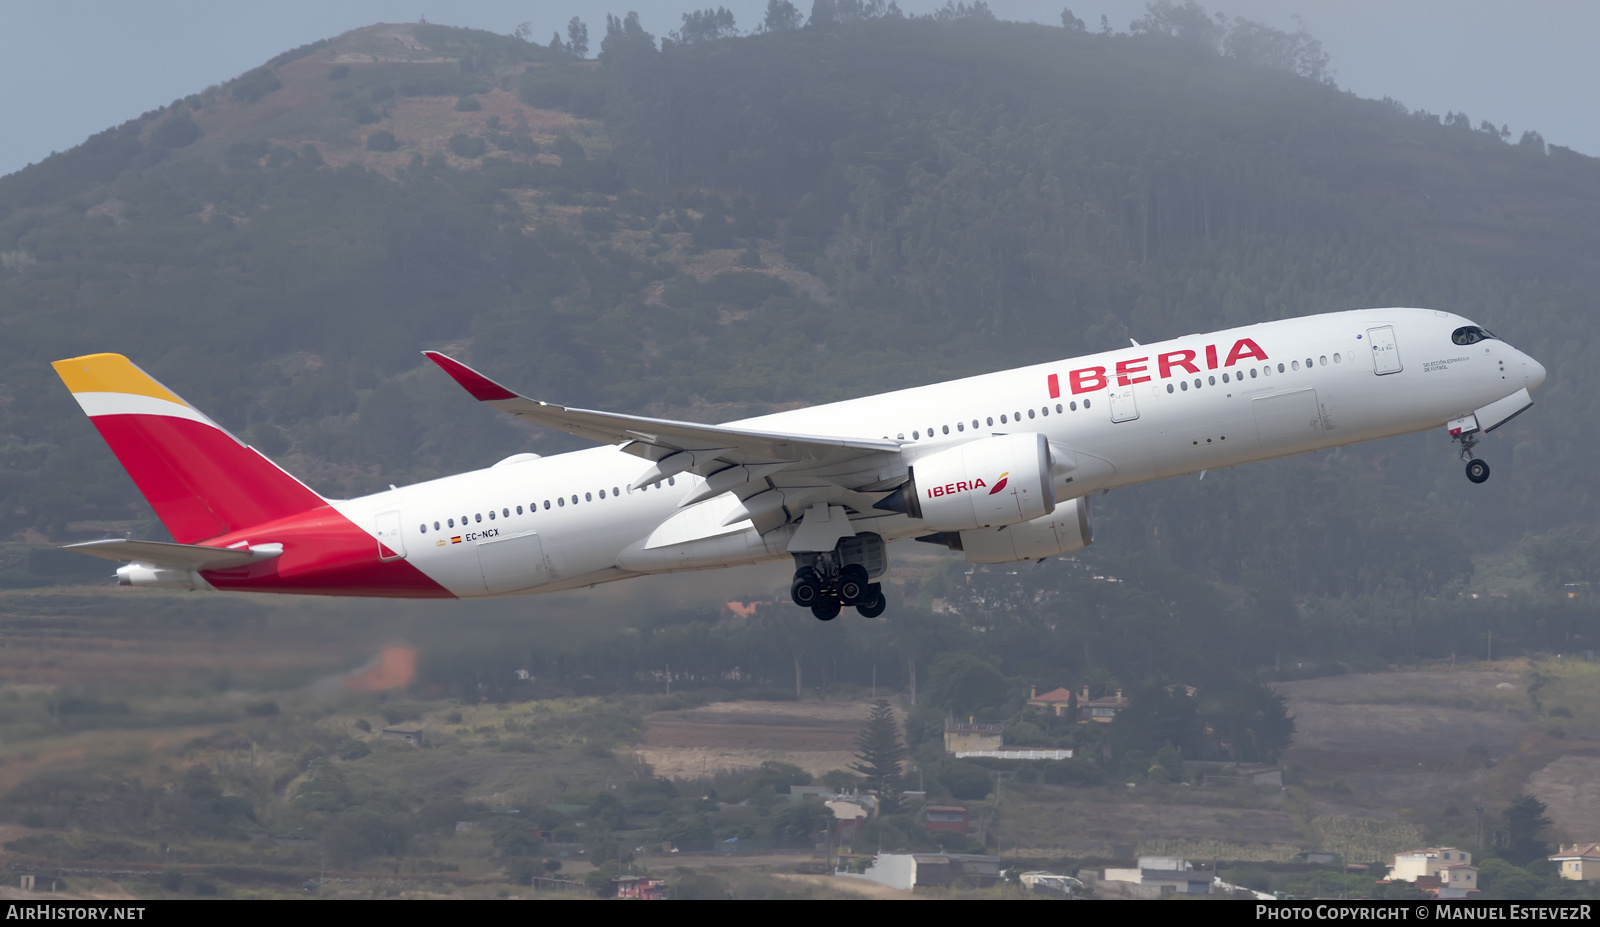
[52,354,185,406]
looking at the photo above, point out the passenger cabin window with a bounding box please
[1452,325,1495,345]
[419,524,426,533]
[1000,415,1007,424]
[1334,353,1342,363]
[985,418,993,426]
[1292,360,1300,370]
[956,422,965,432]
[488,510,495,520]
[558,497,565,507]
[1167,384,1175,393]
[475,513,483,522]
[1028,409,1036,419]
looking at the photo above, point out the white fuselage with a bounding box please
[331,308,1544,597]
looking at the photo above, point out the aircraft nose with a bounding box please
[1525,355,1547,392]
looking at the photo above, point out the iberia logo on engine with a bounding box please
[926,472,1009,498]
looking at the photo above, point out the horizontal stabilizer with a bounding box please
[62,539,284,572]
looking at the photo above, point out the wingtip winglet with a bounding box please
[423,351,520,402]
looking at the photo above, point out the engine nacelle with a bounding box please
[917,495,1094,564]
[881,433,1054,532]
[116,562,208,589]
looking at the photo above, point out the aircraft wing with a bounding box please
[424,352,900,472]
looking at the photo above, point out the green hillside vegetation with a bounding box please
[1,9,1599,895]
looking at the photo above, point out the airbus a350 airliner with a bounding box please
[53,307,1545,620]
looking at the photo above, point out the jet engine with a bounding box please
[917,495,1094,564]
[876,433,1054,531]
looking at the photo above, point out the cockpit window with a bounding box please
[1452,325,1496,345]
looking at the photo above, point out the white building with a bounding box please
[1391,847,1472,882]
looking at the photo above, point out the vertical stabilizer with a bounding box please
[53,354,325,543]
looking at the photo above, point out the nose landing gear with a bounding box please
[1450,417,1491,484]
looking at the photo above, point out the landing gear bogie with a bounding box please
[791,539,887,620]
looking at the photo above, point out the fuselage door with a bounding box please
[1368,326,1403,375]
[1108,384,1139,423]
[375,510,407,561]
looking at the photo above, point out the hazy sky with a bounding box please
[2,1,1596,178]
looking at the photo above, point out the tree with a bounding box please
[1211,682,1294,763]
[1503,795,1553,865]
[849,699,907,794]
[1060,7,1085,31]
[1129,0,1220,49]
[1221,14,1330,82]
[601,12,657,64]
[763,0,804,32]
[567,17,590,57]
[673,8,739,45]
[922,653,1006,716]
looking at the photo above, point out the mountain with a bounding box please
[2,15,1598,636]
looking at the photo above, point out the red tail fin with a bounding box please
[53,354,325,543]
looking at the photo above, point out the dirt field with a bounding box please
[1007,787,1302,858]
[639,699,887,779]
[1275,668,1530,810]
[1527,756,1600,845]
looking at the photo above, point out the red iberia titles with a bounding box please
[1047,338,1269,398]
[927,477,988,498]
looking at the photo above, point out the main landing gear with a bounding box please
[790,553,886,621]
